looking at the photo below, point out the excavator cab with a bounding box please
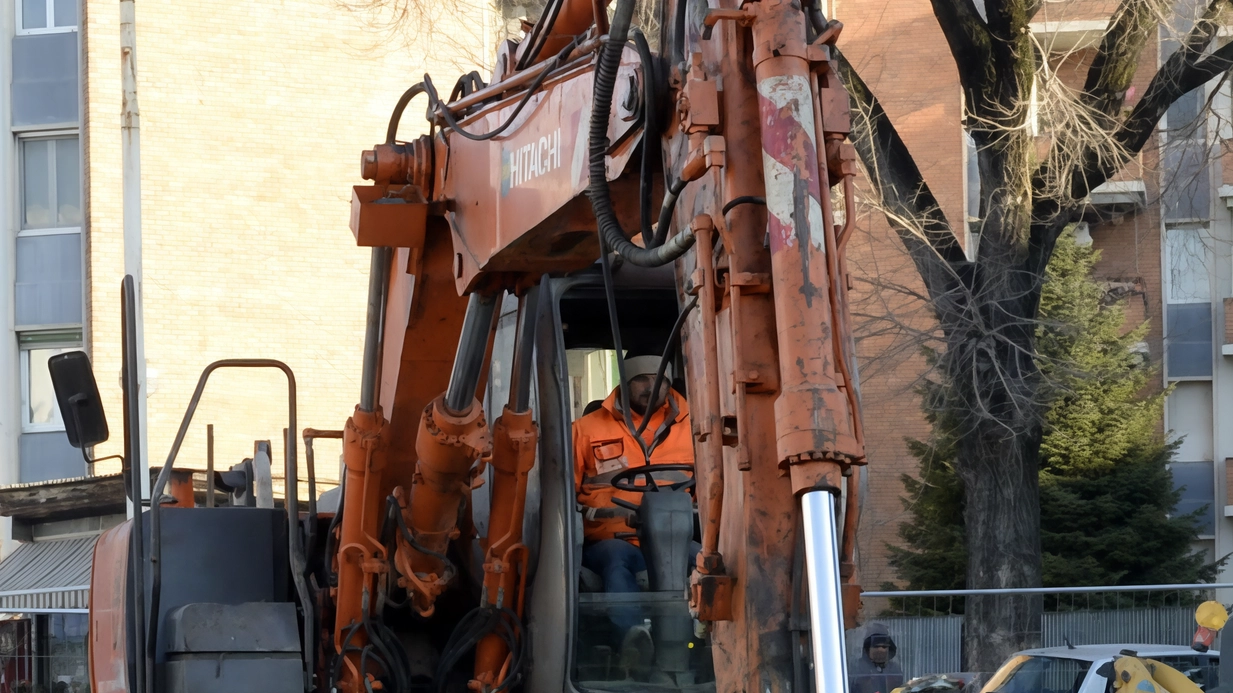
[474,265,716,691]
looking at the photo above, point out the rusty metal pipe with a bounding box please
[751,0,859,495]
[841,469,859,571]
[402,393,490,616]
[473,407,537,687]
[446,39,600,116]
[694,224,725,560]
[838,175,856,252]
[304,428,344,560]
[335,407,389,684]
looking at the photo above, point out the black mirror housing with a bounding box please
[48,351,109,449]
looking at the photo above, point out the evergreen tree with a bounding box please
[888,229,1214,603]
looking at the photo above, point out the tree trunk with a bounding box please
[956,403,1044,672]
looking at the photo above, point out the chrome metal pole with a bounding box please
[444,292,500,414]
[802,489,850,693]
[359,247,391,413]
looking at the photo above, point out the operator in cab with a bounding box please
[572,351,693,656]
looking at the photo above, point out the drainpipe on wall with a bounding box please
[120,0,149,508]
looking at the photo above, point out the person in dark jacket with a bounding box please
[850,623,905,693]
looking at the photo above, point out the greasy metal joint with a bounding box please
[689,570,735,622]
[826,139,858,179]
[786,453,848,497]
[697,551,725,575]
[395,394,491,616]
[681,135,726,182]
[490,407,538,474]
[748,0,808,67]
[677,54,721,136]
[700,7,754,40]
[361,136,434,190]
[343,406,388,473]
[472,408,537,686]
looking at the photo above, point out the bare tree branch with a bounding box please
[1110,4,1233,159]
[837,51,970,302]
[929,0,995,113]
[1082,0,1169,119]
[984,0,1033,43]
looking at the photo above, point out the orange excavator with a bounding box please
[50,0,865,689]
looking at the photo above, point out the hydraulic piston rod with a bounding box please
[444,292,500,415]
[802,490,850,693]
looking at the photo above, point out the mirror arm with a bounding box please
[68,396,124,472]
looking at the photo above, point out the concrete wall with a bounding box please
[79,0,500,496]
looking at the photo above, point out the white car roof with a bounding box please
[1013,645,1218,662]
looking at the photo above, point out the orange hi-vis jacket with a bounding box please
[572,386,693,543]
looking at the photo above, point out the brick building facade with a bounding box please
[839,0,1233,590]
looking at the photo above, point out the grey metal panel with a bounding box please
[1042,606,1197,649]
[0,535,95,611]
[11,32,79,126]
[165,603,300,653]
[164,656,302,693]
[19,431,86,483]
[15,233,82,326]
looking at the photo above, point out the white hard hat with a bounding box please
[624,354,669,381]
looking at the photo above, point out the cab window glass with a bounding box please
[1155,655,1217,690]
[568,349,620,420]
[988,656,1091,693]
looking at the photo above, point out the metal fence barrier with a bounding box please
[850,584,1233,680]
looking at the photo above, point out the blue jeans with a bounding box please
[583,539,647,634]
[582,539,703,636]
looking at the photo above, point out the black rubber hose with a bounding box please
[597,232,650,461]
[427,38,577,144]
[325,474,345,587]
[631,27,659,247]
[634,296,698,438]
[588,0,695,267]
[722,195,767,217]
[386,83,426,144]
[652,177,687,247]
[672,0,689,65]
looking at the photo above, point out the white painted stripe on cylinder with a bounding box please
[757,74,817,145]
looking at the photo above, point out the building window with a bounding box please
[1167,382,1215,536]
[38,614,88,692]
[20,136,80,233]
[964,130,981,260]
[17,0,77,34]
[1164,226,1213,379]
[19,330,81,433]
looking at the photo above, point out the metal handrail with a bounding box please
[146,359,312,693]
[862,583,1233,598]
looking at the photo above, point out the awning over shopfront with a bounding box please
[0,536,96,612]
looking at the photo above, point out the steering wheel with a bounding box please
[610,464,696,493]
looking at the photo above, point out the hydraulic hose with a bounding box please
[588,0,695,267]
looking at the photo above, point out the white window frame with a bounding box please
[19,330,82,433]
[17,131,81,237]
[16,0,78,36]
